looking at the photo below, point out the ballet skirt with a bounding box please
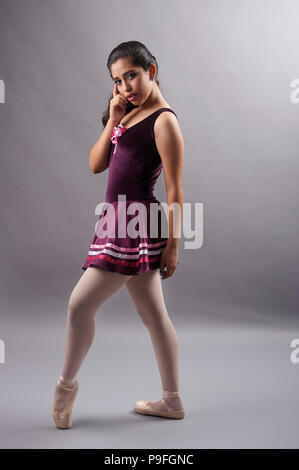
[81,107,178,276]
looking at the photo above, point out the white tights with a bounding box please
[58,266,183,410]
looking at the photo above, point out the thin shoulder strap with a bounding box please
[154,108,177,119]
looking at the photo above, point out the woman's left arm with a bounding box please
[154,112,184,279]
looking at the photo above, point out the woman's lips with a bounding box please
[127,94,137,101]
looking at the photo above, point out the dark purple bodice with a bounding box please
[105,108,177,203]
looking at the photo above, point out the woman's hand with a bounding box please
[109,83,129,124]
[159,244,179,280]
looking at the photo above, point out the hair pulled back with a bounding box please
[101,40,160,127]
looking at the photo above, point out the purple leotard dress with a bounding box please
[81,107,178,276]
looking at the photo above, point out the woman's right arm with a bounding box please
[89,118,119,173]
[89,83,128,173]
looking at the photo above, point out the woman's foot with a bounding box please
[145,396,184,412]
[133,390,185,419]
[52,376,79,429]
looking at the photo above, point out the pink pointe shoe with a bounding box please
[52,378,79,429]
[133,390,185,419]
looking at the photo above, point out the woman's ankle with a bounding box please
[59,375,76,385]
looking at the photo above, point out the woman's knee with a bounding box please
[137,305,168,328]
[67,295,94,327]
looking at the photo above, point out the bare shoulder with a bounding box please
[153,109,183,140]
[153,109,184,175]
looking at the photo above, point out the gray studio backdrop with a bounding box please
[1,0,298,324]
[0,0,299,450]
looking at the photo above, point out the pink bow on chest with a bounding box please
[111,124,127,144]
[111,124,127,155]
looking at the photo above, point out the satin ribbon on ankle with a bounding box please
[163,390,181,398]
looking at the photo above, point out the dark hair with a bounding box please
[101,40,160,128]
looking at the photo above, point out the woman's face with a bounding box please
[110,57,155,106]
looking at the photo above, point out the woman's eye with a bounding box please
[114,73,136,85]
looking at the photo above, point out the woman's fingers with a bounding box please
[161,264,176,279]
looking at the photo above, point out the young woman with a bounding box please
[52,40,185,429]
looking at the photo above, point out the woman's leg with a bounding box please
[54,266,132,411]
[125,268,184,412]
[61,266,132,379]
